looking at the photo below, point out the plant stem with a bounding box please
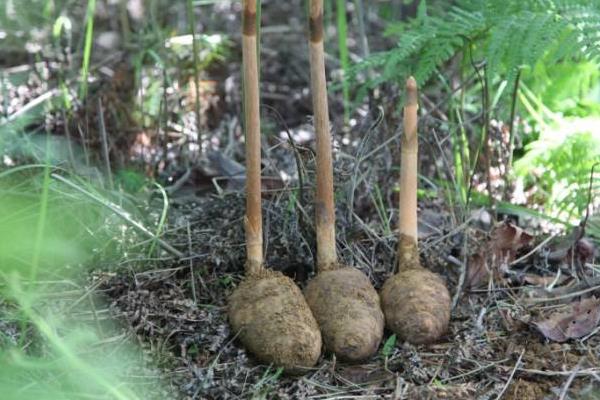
[336,0,350,124]
[504,69,521,201]
[79,0,96,100]
[96,98,114,190]
[482,65,494,215]
[51,173,183,258]
[309,0,337,270]
[399,77,418,241]
[30,137,52,281]
[118,0,131,45]
[187,0,203,153]
[243,0,263,275]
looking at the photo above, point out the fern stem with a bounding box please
[506,70,521,171]
[482,64,495,215]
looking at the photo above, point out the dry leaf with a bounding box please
[535,297,600,342]
[465,253,490,289]
[547,227,595,267]
[523,274,567,287]
[466,221,534,288]
[492,220,534,264]
[336,365,393,385]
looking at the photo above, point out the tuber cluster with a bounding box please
[380,77,451,344]
[227,0,321,372]
[303,0,384,362]
[231,1,448,370]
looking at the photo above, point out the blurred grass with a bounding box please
[78,0,97,99]
[0,165,166,400]
[0,170,98,275]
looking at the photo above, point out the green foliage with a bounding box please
[0,0,80,52]
[78,0,97,99]
[351,0,600,96]
[251,366,284,399]
[1,284,148,400]
[525,61,600,117]
[0,169,165,400]
[0,172,99,274]
[165,33,231,73]
[351,0,600,222]
[514,118,600,220]
[380,334,396,358]
[115,168,149,193]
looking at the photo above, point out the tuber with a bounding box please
[380,77,451,344]
[228,0,321,372]
[303,0,384,362]
[229,270,322,372]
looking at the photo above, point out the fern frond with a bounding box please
[350,0,600,104]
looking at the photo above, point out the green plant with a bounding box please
[350,0,600,223]
[78,0,97,99]
[0,168,164,400]
[147,182,169,257]
[250,367,284,400]
[352,0,600,101]
[514,118,600,221]
[380,334,396,358]
[369,182,392,235]
[526,61,600,117]
[0,0,80,52]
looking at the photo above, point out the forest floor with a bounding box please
[1,1,599,399]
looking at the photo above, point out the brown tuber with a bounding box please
[228,0,321,372]
[305,267,383,361]
[303,0,384,362]
[229,270,322,371]
[380,77,451,344]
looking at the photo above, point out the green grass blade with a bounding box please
[147,182,170,257]
[79,0,97,100]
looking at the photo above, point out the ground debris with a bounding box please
[465,221,535,289]
[535,297,600,342]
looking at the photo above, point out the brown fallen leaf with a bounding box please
[466,221,534,288]
[492,220,535,264]
[534,297,600,342]
[465,253,490,289]
[335,365,393,385]
[523,273,567,287]
[546,226,596,269]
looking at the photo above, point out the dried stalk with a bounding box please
[309,0,337,271]
[242,0,263,275]
[399,77,419,248]
[380,77,451,344]
[304,0,384,362]
[228,0,322,371]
